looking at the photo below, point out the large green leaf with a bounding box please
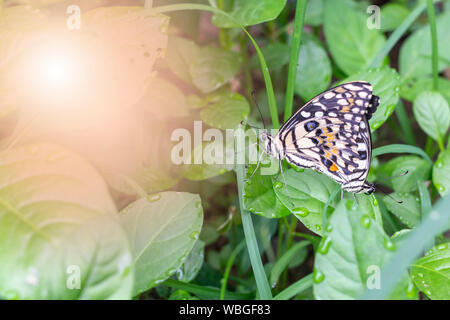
[304,0,323,26]
[433,149,450,197]
[341,66,400,130]
[323,0,385,75]
[383,193,421,228]
[399,10,450,80]
[120,192,203,296]
[273,168,339,236]
[313,200,415,300]
[295,39,332,101]
[244,164,290,219]
[411,242,450,299]
[190,46,241,93]
[413,91,450,145]
[380,3,410,31]
[212,0,287,28]
[176,239,205,283]
[377,156,431,193]
[0,144,133,299]
[200,90,250,130]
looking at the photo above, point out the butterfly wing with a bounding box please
[274,81,378,192]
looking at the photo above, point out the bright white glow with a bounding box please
[40,55,73,88]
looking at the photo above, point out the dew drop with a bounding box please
[313,267,325,284]
[326,224,333,233]
[315,224,321,231]
[147,193,161,202]
[248,207,256,213]
[273,181,284,189]
[372,197,378,206]
[406,279,417,299]
[293,207,309,217]
[361,215,371,228]
[436,184,446,193]
[189,231,199,240]
[318,235,332,254]
[383,238,396,251]
[166,268,177,277]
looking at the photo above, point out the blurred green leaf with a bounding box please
[212,0,287,28]
[399,10,450,80]
[0,143,133,299]
[380,3,410,31]
[120,192,203,296]
[341,66,400,130]
[190,46,241,93]
[165,36,200,84]
[200,90,250,130]
[295,38,332,101]
[433,149,450,197]
[273,168,339,236]
[413,91,450,145]
[249,42,290,71]
[384,192,421,228]
[377,156,431,193]
[177,240,205,283]
[313,200,414,300]
[305,0,323,26]
[411,242,450,300]
[168,289,192,300]
[323,0,385,75]
[244,164,290,219]
[401,77,450,105]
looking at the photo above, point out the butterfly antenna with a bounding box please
[251,90,266,129]
[375,184,403,204]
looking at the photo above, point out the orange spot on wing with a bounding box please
[325,152,331,158]
[335,87,346,93]
[330,163,339,172]
[331,147,338,154]
[342,106,350,112]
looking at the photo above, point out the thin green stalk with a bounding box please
[217,0,230,48]
[220,241,246,300]
[322,185,340,228]
[240,35,255,108]
[369,3,427,68]
[273,273,313,300]
[284,0,307,121]
[361,194,450,299]
[280,217,298,289]
[426,0,439,90]
[417,180,434,250]
[276,220,284,260]
[163,279,253,300]
[236,162,273,299]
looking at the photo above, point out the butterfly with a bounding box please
[259,81,379,195]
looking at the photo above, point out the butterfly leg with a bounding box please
[244,150,264,182]
[352,193,359,205]
[341,188,344,201]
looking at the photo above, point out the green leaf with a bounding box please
[313,200,413,300]
[399,10,450,80]
[270,241,309,288]
[383,193,421,228]
[380,3,410,31]
[273,168,339,236]
[212,0,287,28]
[0,143,133,299]
[165,36,200,84]
[295,38,332,101]
[176,240,205,283]
[244,164,290,219]
[304,0,323,26]
[190,46,241,93]
[377,156,431,193]
[341,66,400,130]
[413,91,450,145]
[200,90,250,130]
[401,77,450,105]
[249,42,290,71]
[433,149,450,197]
[323,0,385,75]
[411,242,450,299]
[120,192,203,297]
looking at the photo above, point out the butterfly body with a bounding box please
[260,81,379,195]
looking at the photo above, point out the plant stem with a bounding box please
[217,0,230,48]
[369,2,426,68]
[240,35,255,108]
[426,0,439,90]
[220,241,246,300]
[284,0,307,121]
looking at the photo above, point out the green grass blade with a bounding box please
[394,101,416,145]
[360,194,450,299]
[417,180,434,250]
[372,144,432,164]
[369,2,426,68]
[220,241,246,300]
[284,0,308,121]
[269,241,309,288]
[273,273,313,300]
[163,279,253,300]
[426,0,439,90]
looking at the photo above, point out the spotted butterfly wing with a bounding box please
[272,81,379,193]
